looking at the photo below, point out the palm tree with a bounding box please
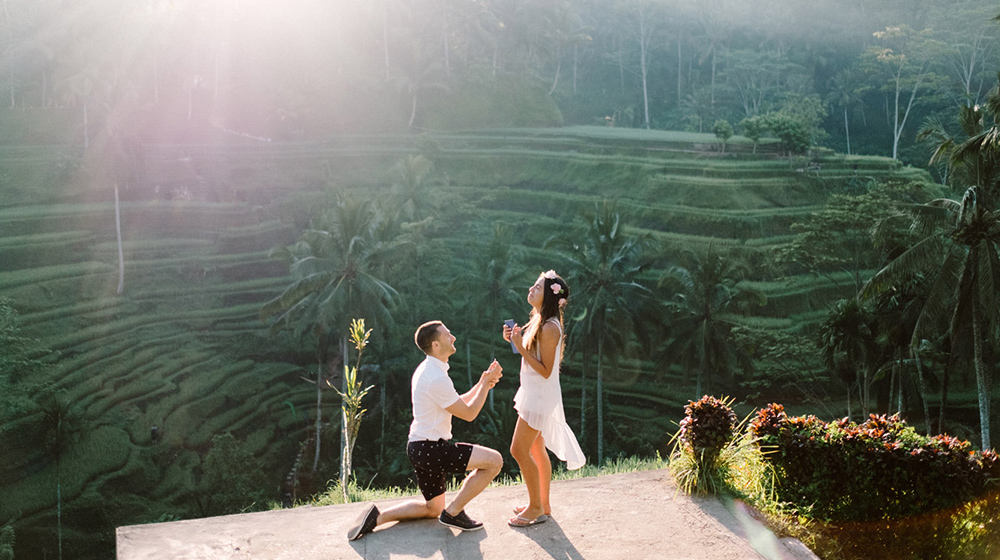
[392,48,450,128]
[261,195,399,472]
[695,10,727,107]
[825,69,866,156]
[52,44,100,148]
[544,3,592,95]
[660,246,765,399]
[38,394,83,560]
[864,187,1000,448]
[917,103,984,188]
[547,200,657,465]
[453,223,522,408]
[103,133,145,295]
[867,276,933,433]
[390,154,439,224]
[863,81,1000,448]
[820,298,879,420]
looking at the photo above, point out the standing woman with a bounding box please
[503,270,585,527]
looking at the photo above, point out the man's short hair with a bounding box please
[414,320,444,354]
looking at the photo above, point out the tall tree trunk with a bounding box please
[8,42,13,108]
[408,90,418,127]
[341,407,352,502]
[311,340,325,473]
[339,336,348,471]
[548,56,561,96]
[115,183,124,295]
[83,99,89,148]
[597,335,604,466]
[890,67,925,160]
[466,338,472,387]
[677,32,683,104]
[617,37,625,96]
[844,105,851,155]
[973,287,991,449]
[896,348,903,417]
[442,14,450,77]
[580,347,588,441]
[487,345,495,411]
[572,44,578,94]
[938,359,951,435]
[912,345,932,435]
[56,450,62,560]
[710,51,717,106]
[492,44,498,80]
[379,380,385,468]
[639,16,650,129]
[861,366,871,417]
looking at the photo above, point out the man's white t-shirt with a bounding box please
[408,356,462,442]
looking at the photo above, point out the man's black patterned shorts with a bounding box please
[406,439,473,501]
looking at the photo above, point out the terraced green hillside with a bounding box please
[0,126,933,559]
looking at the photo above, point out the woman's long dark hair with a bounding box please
[523,271,569,357]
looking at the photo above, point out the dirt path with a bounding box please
[117,469,816,559]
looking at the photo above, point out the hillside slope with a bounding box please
[0,127,931,559]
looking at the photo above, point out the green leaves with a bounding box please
[335,318,375,431]
[335,318,375,503]
[751,407,1000,522]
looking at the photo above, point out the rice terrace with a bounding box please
[3,1,1000,559]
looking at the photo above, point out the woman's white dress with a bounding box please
[513,319,586,470]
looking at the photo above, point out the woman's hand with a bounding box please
[509,325,524,352]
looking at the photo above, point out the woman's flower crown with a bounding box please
[544,270,567,304]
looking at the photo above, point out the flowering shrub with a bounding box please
[679,395,738,461]
[671,395,741,495]
[750,405,1000,522]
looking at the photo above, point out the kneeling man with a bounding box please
[348,320,503,540]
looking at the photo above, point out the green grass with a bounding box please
[0,261,115,289]
[303,454,669,508]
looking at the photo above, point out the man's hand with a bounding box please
[481,359,502,388]
[450,360,504,422]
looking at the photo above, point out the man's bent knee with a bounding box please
[484,448,503,475]
[468,445,503,477]
[423,495,445,518]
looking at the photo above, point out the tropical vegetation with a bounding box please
[3,0,1000,558]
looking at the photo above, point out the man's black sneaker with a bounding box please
[439,509,484,532]
[347,504,380,541]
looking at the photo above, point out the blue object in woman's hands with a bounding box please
[504,319,520,354]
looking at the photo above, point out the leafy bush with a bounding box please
[751,403,1000,521]
[200,433,269,516]
[679,395,738,461]
[712,119,734,152]
[671,395,741,495]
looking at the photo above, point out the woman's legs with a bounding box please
[514,435,552,515]
[530,434,552,514]
[509,417,545,520]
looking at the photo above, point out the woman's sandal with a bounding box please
[508,513,549,527]
[513,504,552,516]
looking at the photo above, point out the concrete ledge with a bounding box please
[117,469,812,560]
